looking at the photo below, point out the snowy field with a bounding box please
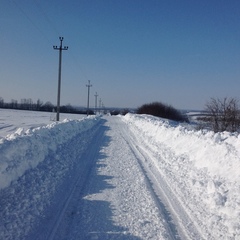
[0,109,85,138]
[0,109,239,239]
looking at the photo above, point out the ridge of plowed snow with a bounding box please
[0,116,100,189]
[123,113,240,239]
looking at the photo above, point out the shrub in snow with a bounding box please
[136,102,188,122]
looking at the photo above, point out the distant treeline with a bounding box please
[0,97,93,114]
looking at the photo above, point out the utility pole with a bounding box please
[102,102,105,115]
[53,37,68,121]
[94,92,98,114]
[86,80,92,116]
[99,98,102,114]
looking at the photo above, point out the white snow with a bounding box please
[123,113,240,239]
[0,109,84,138]
[0,110,239,239]
[0,113,99,190]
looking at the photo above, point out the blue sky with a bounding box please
[1,0,240,110]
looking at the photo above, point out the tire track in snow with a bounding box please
[115,124,179,240]
[46,121,107,240]
[119,119,203,240]
[92,116,174,239]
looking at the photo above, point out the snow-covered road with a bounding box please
[46,116,179,240]
[1,112,240,239]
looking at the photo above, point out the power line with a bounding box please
[33,0,61,37]
[11,0,53,45]
[11,0,91,108]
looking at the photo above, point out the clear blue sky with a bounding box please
[1,0,240,110]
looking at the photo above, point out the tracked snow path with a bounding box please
[38,115,202,239]
[1,115,206,239]
[66,115,176,240]
[32,115,176,240]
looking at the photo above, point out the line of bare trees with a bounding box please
[0,97,89,114]
[0,97,55,112]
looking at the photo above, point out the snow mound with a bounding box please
[0,116,100,190]
[123,113,240,238]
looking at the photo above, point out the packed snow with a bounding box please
[0,109,239,239]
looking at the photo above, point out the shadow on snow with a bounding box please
[0,118,141,239]
[66,119,141,239]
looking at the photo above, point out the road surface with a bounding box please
[1,116,205,239]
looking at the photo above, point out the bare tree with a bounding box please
[0,97,4,108]
[205,97,240,132]
[11,99,18,109]
[36,99,43,111]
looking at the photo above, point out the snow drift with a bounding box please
[0,116,100,190]
[123,113,240,238]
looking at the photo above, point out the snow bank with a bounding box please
[123,113,240,238]
[0,109,85,138]
[125,114,240,182]
[0,116,100,190]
